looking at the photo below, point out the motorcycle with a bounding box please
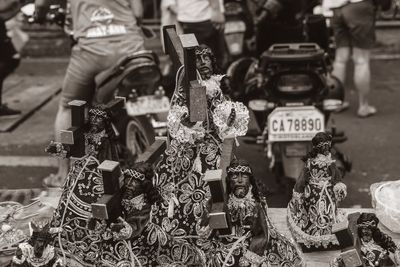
[228,42,351,190]
[223,0,255,67]
[21,3,168,161]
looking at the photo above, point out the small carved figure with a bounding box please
[99,163,162,267]
[200,159,305,267]
[332,213,400,267]
[287,132,347,249]
[49,106,120,266]
[10,219,63,267]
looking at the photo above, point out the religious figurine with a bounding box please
[198,159,305,266]
[99,163,162,267]
[332,213,400,267]
[287,132,347,249]
[48,106,120,266]
[10,219,63,267]
[127,44,249,266]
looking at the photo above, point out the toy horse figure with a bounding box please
[11,219,63,267]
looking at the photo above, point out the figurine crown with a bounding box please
[227,165,252,175]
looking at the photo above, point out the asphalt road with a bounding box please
[0,58,399,208]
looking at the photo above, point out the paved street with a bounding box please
[0,56,399,208]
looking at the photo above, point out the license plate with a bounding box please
[224,21,246,34]
[268,106,324,142]
[126,96,170,116]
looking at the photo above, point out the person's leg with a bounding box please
[352,47,376,116]
[332,47,351,84]
[44,47,97,187]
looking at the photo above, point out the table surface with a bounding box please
[267,208,400,267]
[1,208,399,266]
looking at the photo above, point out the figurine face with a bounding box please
[229,172,251,198]
[196,51,213,80]
[123,178,144,200]
[360,227,373,242]
[33,236,48,258]
[89,115,106,133]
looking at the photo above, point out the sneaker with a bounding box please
[0,105,21,118]
[333,101,350,113]
[357,105,377,118]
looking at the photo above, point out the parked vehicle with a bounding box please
[228,43,351,190]
[21,3,168,161]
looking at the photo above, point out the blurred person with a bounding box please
[254,0,320,55]
[329,0,377,117]
[176,0,225,66]
[34,0,145,187]
[0,16,24,117]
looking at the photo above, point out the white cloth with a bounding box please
[176,0,224,23]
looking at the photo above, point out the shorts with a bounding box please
[331,0,376,49]
[61,36,144,108]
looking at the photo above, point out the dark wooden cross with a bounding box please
[332,212,366,267]
[162,25,207,122]
[204,138,236,234]
[60,100,87,159]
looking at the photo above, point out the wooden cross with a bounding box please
[204,138,236,234]
[60,100,87,159]
[91,160,124,222]
[162,25,207,122]
[332,212,366,267]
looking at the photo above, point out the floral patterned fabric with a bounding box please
[51,131,119,266]
[287,153,346,248]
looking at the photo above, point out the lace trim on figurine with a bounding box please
[112,220,133,241]
[200,74,224,98]
[228,189,257,223]
[122,194,146,213]
[14,243,56,267]
[287,206,340,248]
[310,153,335,168]
[212,101,249,140]
[167,105,206,144]
[227,165,252,175]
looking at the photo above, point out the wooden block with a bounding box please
[204,170,224,203]
[162,25,184,68]
[136,137,167,164]
[189,80,207,122]
[106,97,125,118]
[91,194,122,221]
[98,160,123,194]
[179,34,199,49]
[68,100,87,128]
[341,247,363,267]
[333,219,353,248]
[209,202,229,230]
[60,127,85,158]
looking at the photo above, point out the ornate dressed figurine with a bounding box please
[129,45,249,266]
[99,163,162,267]
[288,132,347,249]
[199,159,305,267]
[10,219,63,267]
[332,213,400,267]
[48,106,120,266]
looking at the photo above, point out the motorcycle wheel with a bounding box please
[125,116,155,158]
[118,115,155,160]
